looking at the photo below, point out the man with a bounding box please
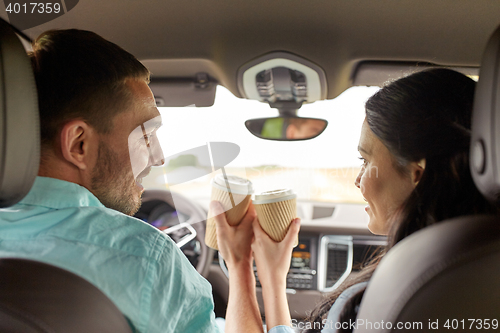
[285,118,326,140]
[0,29,219,332]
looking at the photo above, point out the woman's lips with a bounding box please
[363,197,370,211]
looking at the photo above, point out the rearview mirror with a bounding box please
[245,117,328,141]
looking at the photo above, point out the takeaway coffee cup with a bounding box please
[253,189,298,246]
[205,174,253,250]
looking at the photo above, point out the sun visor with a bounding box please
[149,73,216,107]
[353,61,478,87]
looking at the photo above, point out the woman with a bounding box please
[212,68,499,333]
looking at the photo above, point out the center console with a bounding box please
[255,233,318,290]
[254,234,385,292]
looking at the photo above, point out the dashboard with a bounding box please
[136,190,386,319]
[211,233,385,318]
[230,233,385,292]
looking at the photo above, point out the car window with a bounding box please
[142,85,380,204]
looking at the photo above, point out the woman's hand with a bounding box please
[252,216,301,287]
[252,216,300,330]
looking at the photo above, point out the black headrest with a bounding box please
[0,20,39,207]
[471,25,500,203]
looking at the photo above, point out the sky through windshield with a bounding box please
[144,85,379,204]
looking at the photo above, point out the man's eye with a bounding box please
[142,133,154,145]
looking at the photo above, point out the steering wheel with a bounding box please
[136,189,214,277]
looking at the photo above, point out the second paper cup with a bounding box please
[253,189,298,246]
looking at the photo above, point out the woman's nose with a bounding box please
[354,170,362,189]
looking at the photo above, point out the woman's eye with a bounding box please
[358,157,367,166]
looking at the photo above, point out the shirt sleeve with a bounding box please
[146,235,220,333]
[268,325,295,333]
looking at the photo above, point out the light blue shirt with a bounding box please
[267,282,369,333]
[0,177,220,333]
[269,325,295,333]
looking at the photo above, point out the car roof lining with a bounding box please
[1,0,498,99]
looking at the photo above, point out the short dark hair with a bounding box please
[30,29,150,148]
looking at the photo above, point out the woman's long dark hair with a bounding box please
[303,68,499,332]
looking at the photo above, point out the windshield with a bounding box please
[142,85,380,204]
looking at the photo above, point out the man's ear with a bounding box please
[411,158,426,186]
[60,120,96,170]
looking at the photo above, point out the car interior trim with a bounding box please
[317,235,353,292]
[353,61,479,87]
[237,52,327,102]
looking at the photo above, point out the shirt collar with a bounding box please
[19,176,105,210]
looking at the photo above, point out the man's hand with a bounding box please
[210,200,263,333]
[211,200,257,272]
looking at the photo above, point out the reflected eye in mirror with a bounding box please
[245,116,328,141]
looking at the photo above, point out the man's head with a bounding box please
[32,29,164,215]
[286,118,326,139]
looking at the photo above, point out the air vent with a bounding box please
[351,236,387,270]
[352,244,382,271]
[317,236,353,292]
[325,243,349,288]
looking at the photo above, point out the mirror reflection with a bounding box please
[245,117,328,141]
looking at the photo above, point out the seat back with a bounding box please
[354,216,500,332]
[471,26,500,202]
[0,258,133,333]
[0,19,39,207]
[354,25,500,333]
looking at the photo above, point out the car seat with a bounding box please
[0,19,132,333]
[352,25,500,333]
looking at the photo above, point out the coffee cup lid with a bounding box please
[212,174,253,195]
[253,189,296,204]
